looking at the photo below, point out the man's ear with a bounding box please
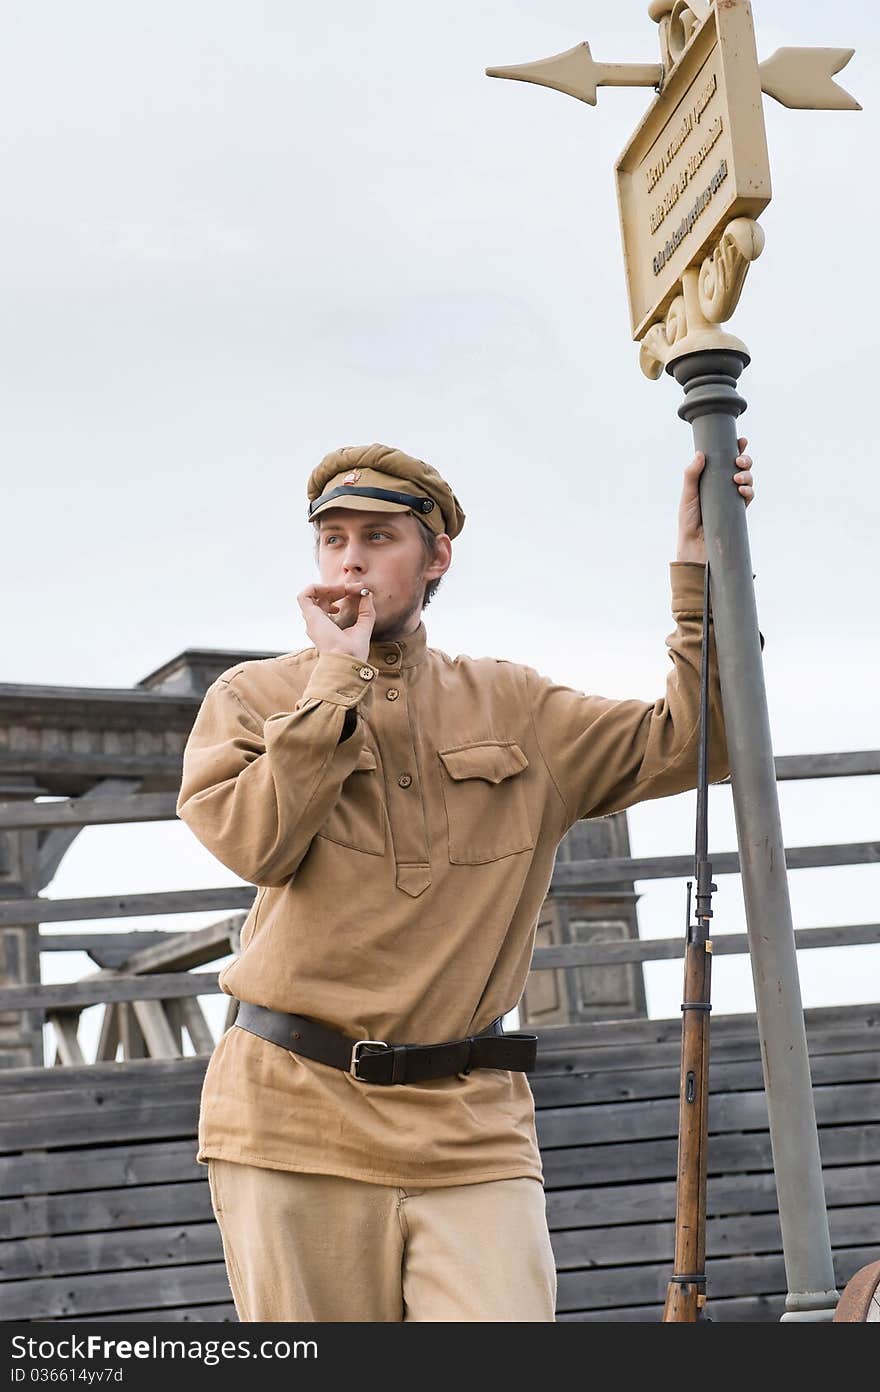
[426,535,452,581]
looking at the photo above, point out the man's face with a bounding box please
[315,508,448,641]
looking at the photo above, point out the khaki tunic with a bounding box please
[177,561,729,1188]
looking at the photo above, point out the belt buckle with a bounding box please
[350,1038,388,1080]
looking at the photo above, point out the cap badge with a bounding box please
[342,469,362,485]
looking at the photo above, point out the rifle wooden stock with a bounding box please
[663,562,715,1323]
[663,933,712,1322]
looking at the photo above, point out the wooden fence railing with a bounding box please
[0,749,876,1066]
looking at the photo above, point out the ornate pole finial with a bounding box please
[649,1,711,70]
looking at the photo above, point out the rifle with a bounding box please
[663,561,716,1323]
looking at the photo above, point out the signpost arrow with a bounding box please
[486,42,661,106]
[758,47,861,110]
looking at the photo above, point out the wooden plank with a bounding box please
[1,1179,211,1241]
[118,1003,149,1060]
[555,1252,771,1312]
[0,793,179,831]
[531,1002,880,1057]
[773,750,880,780]
[557,1306,659,1322]
[555,1245,875,1314]
[541,1123,880,1188]
[0,1056,208,1094]
[0,972,223,1012]
[532,1025,880,1079]
[537,1083,879,1150]
[550,1206,879,1271]
[0,750,184,790]
[538,1094,704,1150]
[534,1002,874,1051]
[531,921,880,969]
[1,1073,204,1124]
[545,1166,880,1231]
[0,1141,201,1198]
[39,919,240,981]
[47,1013,85,1066]
[40,931,167,956]
[94,1004,121,1063]
[96,1303,237,1323]
[3,1220,223,1280]
[177,997,216,1055]
[0,751,183,785]
[102,918,243,976]
[1,1260,233,1320]
[131,1000,181,1059]
[557,1295,782,1321]
[0,886,255,928]
[532,1048,880,1108]
[754,1081,879,1129]
[0,680,200,712]
[164,999,185,1052]
[0,1103,201,1152]
[550,841,880,889]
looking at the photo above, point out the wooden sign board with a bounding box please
[615,0,772,341]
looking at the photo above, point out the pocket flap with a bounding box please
[354,746,378,771]
[438,741,529,783]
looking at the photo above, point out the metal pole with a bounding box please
[670,347,839,1320]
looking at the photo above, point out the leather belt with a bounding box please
[233,1000,538,1085]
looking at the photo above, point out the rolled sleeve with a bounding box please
[669,560,710,613]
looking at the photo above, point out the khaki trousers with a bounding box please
[208,1158,557,1322]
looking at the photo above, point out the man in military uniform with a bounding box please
[177,439,755,1322]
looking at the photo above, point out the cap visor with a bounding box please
[310,495,413,521]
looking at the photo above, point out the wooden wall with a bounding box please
[0,1058,232,1322]
[534,1002,880,1321]
[1,1002,878,1322]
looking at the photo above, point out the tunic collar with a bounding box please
[368,620,427,672]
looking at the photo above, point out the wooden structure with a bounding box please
[522,814,646,1027]
[0,652,877,1320]
[1,997,877,1322]
[0,649,262,1069]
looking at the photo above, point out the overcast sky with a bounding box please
[3,1,876,1044]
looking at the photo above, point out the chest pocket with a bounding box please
[437,740,534,864]
[316,745,386,856]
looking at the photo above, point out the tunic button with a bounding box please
[386,688,400,701]
[358,666,375,681]
[385,652,399,663]
[398,773,412,788]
